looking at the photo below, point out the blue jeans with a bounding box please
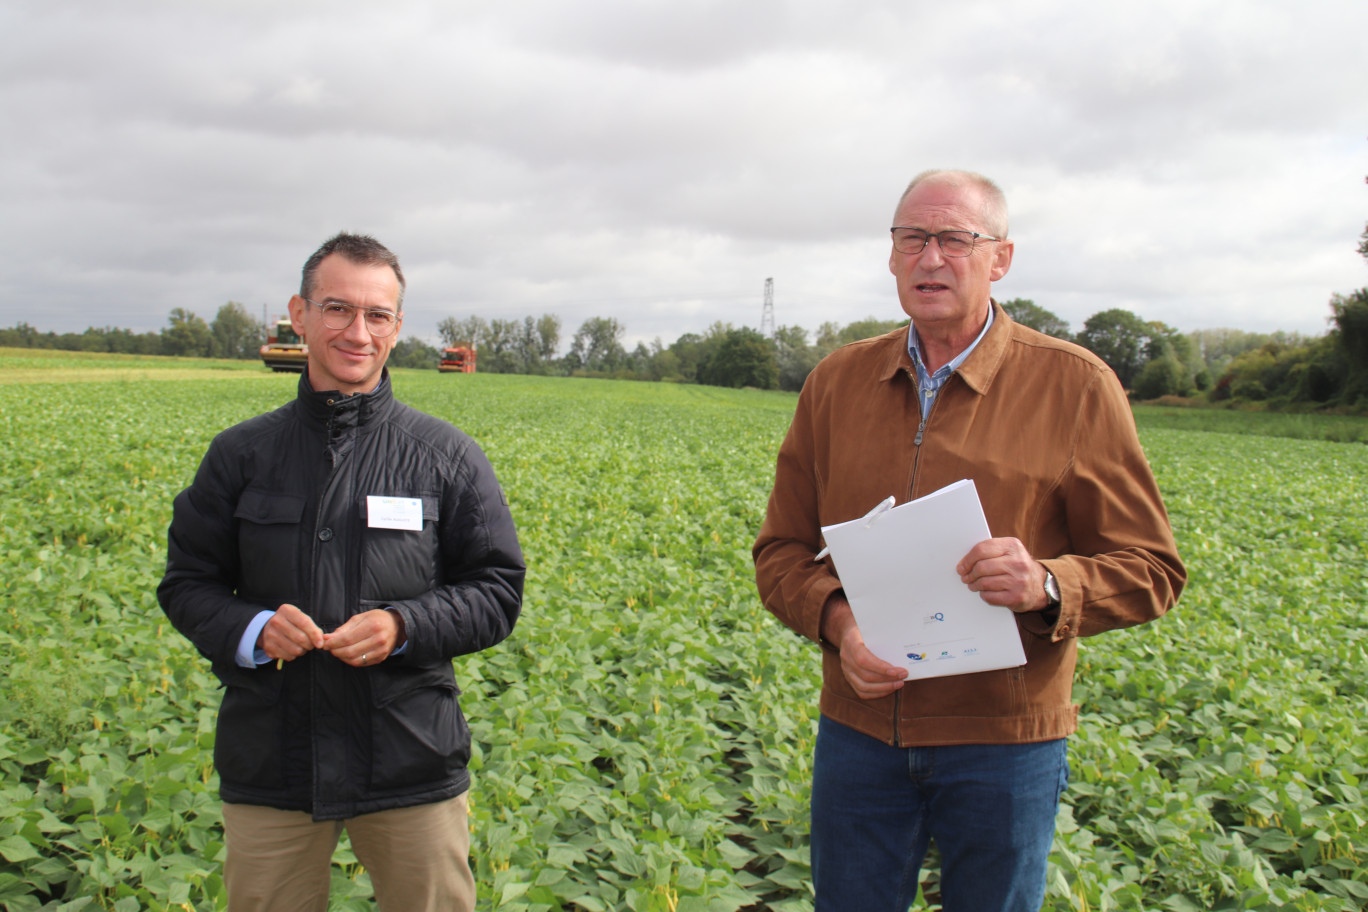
[810,715,1068,912]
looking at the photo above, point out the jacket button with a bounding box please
[318,527,334,542]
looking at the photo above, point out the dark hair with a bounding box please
[300,232,406,310]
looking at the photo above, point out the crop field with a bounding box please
[1,352,1365,911]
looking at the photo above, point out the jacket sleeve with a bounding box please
[753,378,844,646]
[387,440,525,666]
[157,437,266,669]
[1023,367,1186,641]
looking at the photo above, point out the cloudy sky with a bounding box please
[3,0,1365,351]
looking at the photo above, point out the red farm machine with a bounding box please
[439,345,477,373]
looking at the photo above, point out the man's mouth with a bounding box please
[916,283,949,293]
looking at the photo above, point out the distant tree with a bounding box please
[516,314,560,374]
[1329,288,1368,404]
[1076,308,1150,388]
[1213,339,1326,405]
[1000,298,1072,340]
[0,322,38,347]
[619,341,655,381]
[1187,327,1310,379]
[438,316,488,350]
[478,318,522,373]
[210,301,264,359]
[1359,174,1368,262]
[813,316,905,360]
[389,337,441,370]
[1133,355,1192,400]
[567,316,626,374]
[697,327,778,389]
[95,326,163,355]
[162,308,213,357]
[838,317,905,344]
[773,324,819,392]
[0,322,43,348]
[651,341,683,382]
[667,332,707,382]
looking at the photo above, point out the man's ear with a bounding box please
[287,295,307,338]
[990,239,1014,282]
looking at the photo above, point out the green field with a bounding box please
[1,355,1365,911]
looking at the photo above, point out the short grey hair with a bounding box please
[894,169,1009,239]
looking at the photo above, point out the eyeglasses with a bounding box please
[302,298,401,337]
[890,228,1000,257]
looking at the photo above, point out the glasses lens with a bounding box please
[893,230,929,254]
[940,231,975,257]
[365,311,398,337]
[315,301,398,336]
[320,303,355,329]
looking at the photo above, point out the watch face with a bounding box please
[1044,572,1060,602]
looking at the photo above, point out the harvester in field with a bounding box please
[260,318,308,372]
[439,345,477,373]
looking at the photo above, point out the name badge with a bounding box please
[367,496,424,531]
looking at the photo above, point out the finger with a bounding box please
[324,616,379,653]
[845,664,906,699]
[276,604,326,648]
[956,539,999,576]
[322,622,361,651]
[853,653,908,681]
[323,611,397,665]
[264,613,314,657]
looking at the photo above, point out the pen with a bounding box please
[813,495,896,561]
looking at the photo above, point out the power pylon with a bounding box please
[760,277,775,338]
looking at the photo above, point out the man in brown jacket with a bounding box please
[753,170,1185,911]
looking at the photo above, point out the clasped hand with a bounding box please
[258,604,406,667]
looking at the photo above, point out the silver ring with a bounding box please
[361,653,368,665]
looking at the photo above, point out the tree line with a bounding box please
[431,313,914,391]
[0,303,265,360]
[4,283,1364,411]
[1001,297,1367,410]
[3,298,1363,409]
[428,294,1367,411]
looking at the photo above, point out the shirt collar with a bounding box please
[907,304,996,381]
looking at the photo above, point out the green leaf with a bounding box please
[0,835,39,863]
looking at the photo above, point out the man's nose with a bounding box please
[919,236,947,265]
[342,311,374,342]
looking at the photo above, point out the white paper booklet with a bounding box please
[820,479,1027,680]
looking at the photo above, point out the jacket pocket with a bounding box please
[360,494,441,602]
[213,663,287,789]
[234,489,306,601]
[368,664,468,790]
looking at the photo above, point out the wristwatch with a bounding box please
[1043,570,1061,607]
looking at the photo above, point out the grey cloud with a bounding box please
[1,0,1365,347]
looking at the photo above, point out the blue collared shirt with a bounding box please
[907,305,995,418]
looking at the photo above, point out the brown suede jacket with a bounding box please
[753,304,1186,746]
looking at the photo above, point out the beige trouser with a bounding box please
[221,794,475,912]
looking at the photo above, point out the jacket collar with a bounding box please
[296,368,394,428]
[877,300,1013,396]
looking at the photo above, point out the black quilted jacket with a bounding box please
[158,370,524,820]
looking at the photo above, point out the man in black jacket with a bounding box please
[159,233,524,912]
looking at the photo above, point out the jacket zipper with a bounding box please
[311,410,349,813]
